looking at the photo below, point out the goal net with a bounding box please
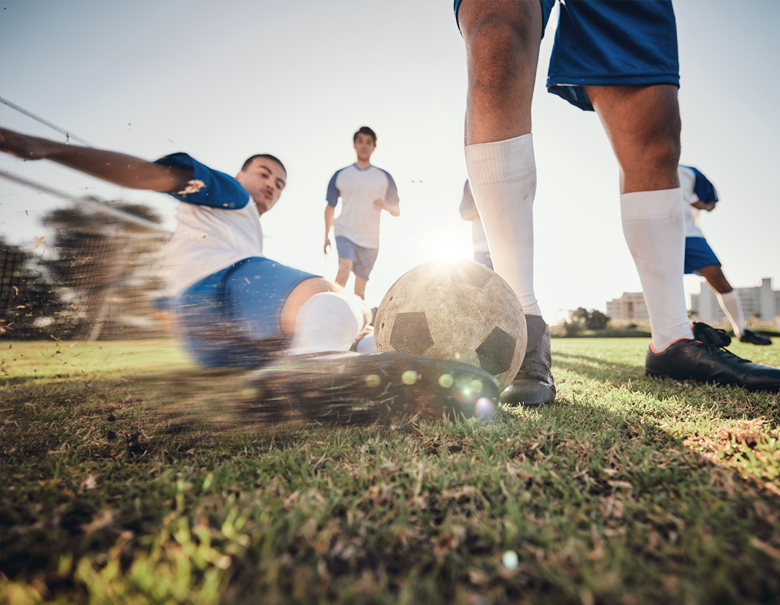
[0,97,173,341]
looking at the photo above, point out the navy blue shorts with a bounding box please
[684,237,720,275]
[335,236,379,281]
[454,0,679,112]
[173,257,317,368]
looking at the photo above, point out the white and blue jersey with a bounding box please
[155,153,263,297]
[679,165,719,238]
[326,163,399,249]
[679,165,721,274]
[155,153,317,368]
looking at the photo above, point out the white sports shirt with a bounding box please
[678,165,719,238]
[156,153,263,297]
[326,164,399,249]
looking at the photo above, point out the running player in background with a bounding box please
[459,179,493,269]
[679,165,771,346]
[324,126,400,300]
[455,0,780,398]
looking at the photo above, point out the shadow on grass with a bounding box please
[552,350,779,426]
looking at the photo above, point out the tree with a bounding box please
[0,237,71,339]
[40,202,168,340]
[563,307,611,335]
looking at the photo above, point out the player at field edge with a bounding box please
[459,179,493,270]
[324,126,400,300]
[455,0,780,398]
[0,127,501,417]
[679,165,771,346]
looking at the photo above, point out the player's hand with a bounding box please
[692,201,716,212]
[373,199,385,211]
[324,237,331,256]
[0,128,53,160]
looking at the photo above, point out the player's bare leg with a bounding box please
[460,0,554,406]
[696,264,771,345]
[354,276,367,300]
[335,258,352,288]
[696,264,732,295]
[585,85,778,383]
[460,0,540,145]
[585,84,691,354]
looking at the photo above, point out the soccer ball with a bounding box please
[374,259,526,390]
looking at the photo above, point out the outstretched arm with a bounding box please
[0,127,192,193]
[324,204,335,255]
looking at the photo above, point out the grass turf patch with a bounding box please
[1,338,779,603]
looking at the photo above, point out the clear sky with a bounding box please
[1,0,778,318]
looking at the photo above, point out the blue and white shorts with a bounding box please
[335,236,379,281]
[454,0,679,111]
[173,257,317,369]
[684,237,721,275]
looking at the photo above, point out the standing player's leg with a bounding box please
[354,276,367,300]
[696,264,771,345]
[458,0,555,406]
[335,258,353,289]
[350,243,378,301]
[584,84,691,353]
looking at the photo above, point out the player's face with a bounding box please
[237,158,286,215]
[354,133,376,162]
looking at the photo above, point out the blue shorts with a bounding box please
[335,236,379,281]
[684,237,720,275]
[454,0,680,112]
[173,257,317,368]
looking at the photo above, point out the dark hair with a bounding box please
[353,126,377,145]
[241,153,286,175]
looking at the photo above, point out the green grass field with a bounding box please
[1,338,779,604]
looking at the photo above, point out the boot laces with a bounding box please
[692,322,750,365]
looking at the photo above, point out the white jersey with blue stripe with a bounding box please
[326,163,399,249]
[679,165,719,239]
[156,153,263,297]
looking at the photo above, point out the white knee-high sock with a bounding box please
[715,289,745,337]
[465,133,541,317]
[621,188,693,351]
[289,292,364,355]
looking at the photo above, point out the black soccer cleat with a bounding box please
[500,316,556,407]
[739,329,773,346]
[645,322,780,391]
[239,351,501,426]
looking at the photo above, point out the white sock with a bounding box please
[716,289,745,337]
[465,133,542,317]
[356,333,376,354]
[621,188,693,351]
[289,292,364,355]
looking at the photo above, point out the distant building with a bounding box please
[690,278,779,322]
[606,278,780,325]
[606,292,649,322]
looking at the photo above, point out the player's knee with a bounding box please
[466,21,525,91]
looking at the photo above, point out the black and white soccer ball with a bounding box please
[374,259,526,390]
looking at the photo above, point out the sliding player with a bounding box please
[0,127,499,414]
[324,126,399,300]
[455,0,780,397]
[680,165,771,345]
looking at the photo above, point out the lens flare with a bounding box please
[502,550,519,570]
[438,373,454,388]
[475,397,495,419]
[401,370,418,385]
